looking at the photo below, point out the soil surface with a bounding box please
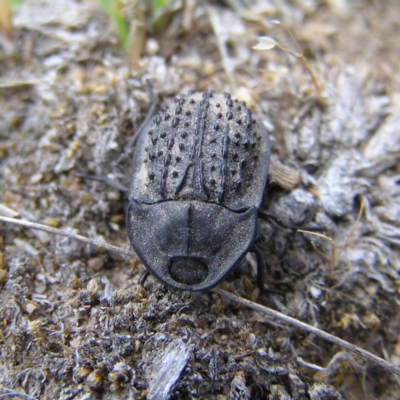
[1,1,400,399]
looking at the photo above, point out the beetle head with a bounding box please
[126,200,256,291]
[169,256,208,285]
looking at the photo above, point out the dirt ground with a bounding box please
[1,0,400,399]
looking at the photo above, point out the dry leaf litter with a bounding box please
[0,0,400,399]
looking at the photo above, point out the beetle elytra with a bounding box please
[127,91,270,291]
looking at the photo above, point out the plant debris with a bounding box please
[1,0,400,398]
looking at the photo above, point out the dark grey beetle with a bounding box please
[126,91,271,291]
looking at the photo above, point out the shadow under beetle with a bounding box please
[126,90,271,291]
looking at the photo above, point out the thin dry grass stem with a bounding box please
[0,203,20,218]
[0,216,135,258]
[127,1,146,69]
[0,385,38,400]
[274,19,302,54]
[206,6,237,92]
[0,0,12,37]
[213,288,400,377]
[2,214,400,377]
[295,349,362,374]
[336,197,365,262]
[257,21,325,109]
[0,78,51,88]
[298,199,365,278]
[298,230,336,277]
[309,240,332,268]
[277,45,324,109]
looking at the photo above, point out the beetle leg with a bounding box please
[258,210,291,229]
[251,245,284,296]
[138,270,150,287]
[76,81,158,194]
[266,177,276,189]
[258,210,323,232]
[253,234,267,245]
[252,245,267,289]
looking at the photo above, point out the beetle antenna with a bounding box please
[74,173,128,192]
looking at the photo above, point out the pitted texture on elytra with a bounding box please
[130,91,270,211]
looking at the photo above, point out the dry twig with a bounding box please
[0,385,38,400]
[213,288,400,377]
[0,216,134,258]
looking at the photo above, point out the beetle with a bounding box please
[126,90,271,291]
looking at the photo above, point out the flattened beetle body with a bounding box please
[127,91,270,291]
